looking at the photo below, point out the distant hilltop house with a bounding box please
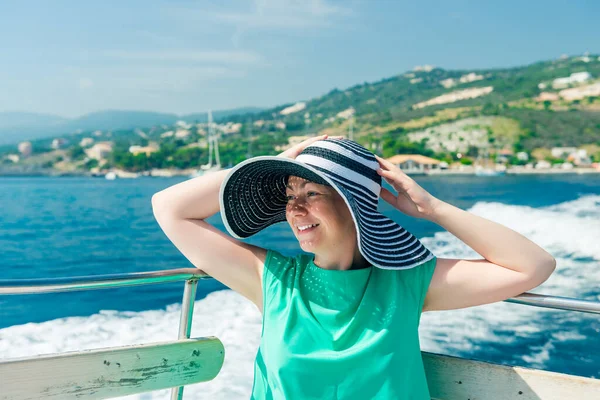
[413,65,435,72]
[51,138,68,149]
[386,154,442,174]
[85,142,113,160]
[220,122,242,134]
[280,102,306,116]
[79,137,94,147]
[175,120,192,130]
[175,129,190,138]
[412,86,493,109]
[129,142,159,156]
[5,154,20,163]
[551,72,592,89]
[18,141,32,157]
[336,107,355,120]
[439,73,484,89]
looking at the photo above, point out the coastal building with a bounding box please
[79,138,94,147]
[86,142,113,160]
[551,147,578,159]
[535,160,551,169]
[386,154,442,173]
[18,141,32,157]
[5,154,20,163]
[129,142,159,156]
[567,149,592,166]
[175,120,192,130]
[175,129,190,138]
[51,138,68,149]
[517,152,529,161]
[221,122,242,134]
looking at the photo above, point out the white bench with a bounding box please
[0,338,224,399]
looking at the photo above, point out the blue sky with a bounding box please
[1,0,598,118]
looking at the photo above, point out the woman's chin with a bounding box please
[299,240,319,252]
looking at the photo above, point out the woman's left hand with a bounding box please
[375,155,442,220]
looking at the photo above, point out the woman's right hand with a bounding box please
[277,134,343,159]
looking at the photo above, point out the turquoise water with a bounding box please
[0,175,599,380]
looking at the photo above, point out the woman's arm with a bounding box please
[152,169,267,310]
[375,155,556,312]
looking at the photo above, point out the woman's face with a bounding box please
[285,176,356,255]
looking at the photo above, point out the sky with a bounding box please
[0,0,599,118]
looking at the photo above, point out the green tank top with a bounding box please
[251,250,437,399]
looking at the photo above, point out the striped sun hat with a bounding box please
[219,138,434,270]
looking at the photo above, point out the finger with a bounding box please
[374,155,395,170]
[380,187,396,205]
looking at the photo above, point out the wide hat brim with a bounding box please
[219,156,434,270]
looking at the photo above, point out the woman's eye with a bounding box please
[307,192,318,197]
[286,195,295,201]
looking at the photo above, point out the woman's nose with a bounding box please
[287,198,308,215]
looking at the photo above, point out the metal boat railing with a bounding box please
[1,269,599,399]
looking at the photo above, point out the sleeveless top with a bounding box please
[250,250,437,400]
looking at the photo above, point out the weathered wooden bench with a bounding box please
[1,271,599,399]
[0,338,224,399]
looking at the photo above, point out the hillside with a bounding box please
[3,54,600,173]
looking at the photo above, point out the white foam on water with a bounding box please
[1,194,599,397]
[419,194,600,371]
[0,290,262,399]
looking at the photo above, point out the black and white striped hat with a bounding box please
[219,138,434,270]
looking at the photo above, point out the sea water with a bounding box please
[1,175,599,399]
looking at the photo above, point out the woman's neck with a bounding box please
[313,246,370,271]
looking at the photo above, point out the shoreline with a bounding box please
[2,167,600,178]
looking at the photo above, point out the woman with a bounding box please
[152,135,556,399]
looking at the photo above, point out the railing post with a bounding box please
[170,278,199,400]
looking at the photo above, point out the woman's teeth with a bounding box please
[298,224,318,231]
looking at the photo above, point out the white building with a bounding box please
[86,142,113,160]
[80,138,94,147]
[535,160,551,169]
[280,102,306,116]
[18,141,32,157]
[552,72,592,89]
[551,147,577,159]
[51,138,68,149]
[336,107,355,120]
